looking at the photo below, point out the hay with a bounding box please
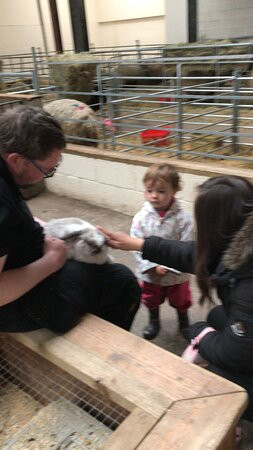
[0,384,41,446]
[3,399,112,449]
[48,52,98,103]
[163,39,252,77]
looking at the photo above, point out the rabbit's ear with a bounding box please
[61,230,83,242]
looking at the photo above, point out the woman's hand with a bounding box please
[98,228,144,251]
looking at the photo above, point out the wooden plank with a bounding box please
[11,332,172,418]
[0,93,41,101]
[217,430,237,450]
[137,392,248,450]
[8,318,248,450]
[64,315,246,401]
[103,407,158,450]
[9,329,55,346]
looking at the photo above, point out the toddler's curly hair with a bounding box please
[143,163,181,191]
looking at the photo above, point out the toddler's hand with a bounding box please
[154,265,169,277]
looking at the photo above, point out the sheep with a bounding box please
[44,99,99,147]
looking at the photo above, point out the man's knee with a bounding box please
[102,263,139,287]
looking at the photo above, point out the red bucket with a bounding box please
[140,126,171,147]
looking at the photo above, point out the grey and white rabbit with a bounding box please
[44,217,112,265]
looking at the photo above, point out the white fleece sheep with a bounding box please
[44,99,99,147]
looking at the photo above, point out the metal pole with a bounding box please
[188,0,197,43]
[107,93,116,151]
[31,47,40,94]
[36,0,49,55]
[136,40,141,60]
[176,63,183,158]
[48,0,63,53]
[68,0,89,52]
[232,70,240,154]
[107,75,116,151]
[96,64,107,149]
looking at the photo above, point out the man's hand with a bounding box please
[0,237,67,306]
[34,216,46,227]
[98,228,144,251]
[43,235,67,271]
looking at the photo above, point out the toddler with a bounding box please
[130,163,194,340]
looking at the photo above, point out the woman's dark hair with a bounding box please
[0,105,65,160]
[195,175,253,304]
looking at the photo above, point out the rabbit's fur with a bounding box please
[44,217,112,265]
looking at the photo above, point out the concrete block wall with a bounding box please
[198,0,253,40]
[47,152,209,217]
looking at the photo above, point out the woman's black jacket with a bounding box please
[142,212,253,374]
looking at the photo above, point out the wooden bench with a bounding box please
[3,314,248,449]
[0,93,42,107]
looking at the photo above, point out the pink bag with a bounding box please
[181,327,215,367]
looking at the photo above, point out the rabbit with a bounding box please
[44,217,112,265]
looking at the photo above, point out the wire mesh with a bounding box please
[0,334,129,449]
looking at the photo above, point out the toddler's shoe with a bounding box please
[177,311,189,336]
[143,308,160,340]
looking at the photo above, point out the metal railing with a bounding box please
[1,40,253,72]
[95,64,253,166]
[0,47,252,169]
[0,69,40,94]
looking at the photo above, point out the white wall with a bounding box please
[54,1,73,51]
[198,0,253,40]
[0,0,73,55]
[85,0,166,47]
[96,17,165,47]
[0,0,166,55]
[95,0,164,22]
[47,153,208,216]
[1,0,252,58]
[165,0,188,44]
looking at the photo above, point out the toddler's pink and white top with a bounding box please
[130,199,194,286]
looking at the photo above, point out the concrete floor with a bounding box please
[28,189,253,449]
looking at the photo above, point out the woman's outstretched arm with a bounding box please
[100,228,196,274]
[99,228,144,251]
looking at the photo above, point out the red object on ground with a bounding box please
[140,126,171,147]
[159,97,173,103]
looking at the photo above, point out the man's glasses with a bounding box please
[28,156,62,179]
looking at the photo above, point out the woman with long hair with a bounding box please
[100,175,253,421]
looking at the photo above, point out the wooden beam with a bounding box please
[64,144,253,182]
[11,330,171,417]
[137,393,248,450]
[64,315,247,401]
[104,407,158,450]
